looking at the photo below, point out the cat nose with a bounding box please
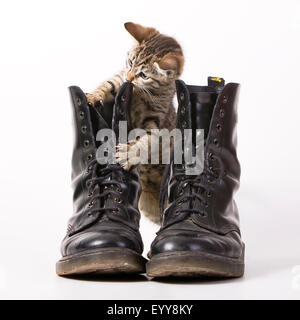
[126,71,135,82]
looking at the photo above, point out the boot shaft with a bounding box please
[162,78,241,235]
[67,83,142,237]
[175,78,241,179]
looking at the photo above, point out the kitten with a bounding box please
[87,22,184,224]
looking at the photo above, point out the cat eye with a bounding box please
[138,72,148,80]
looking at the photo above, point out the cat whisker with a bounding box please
[141,87,158,104]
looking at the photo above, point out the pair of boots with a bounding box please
[56,77,245,278]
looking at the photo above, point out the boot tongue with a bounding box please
[89,82,133,159]
[94,97,115,129]
[190,91,217,140]
[175,78,224,168]
[90,99,115,131]
[188,77,224,140]
[88,98,115,146]
[176,79,224,136]
[112,82,133,143]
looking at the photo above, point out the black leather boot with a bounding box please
[147,77,245,278]
[56,82,146,276]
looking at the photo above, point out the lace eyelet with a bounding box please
[87,102,93,107]
[182,182,188,188]
[178,200,184,206]
[121,95,126,102]
[114,198,123,203]
[81,125,87,133]
[84,140,90,148]
[79,111,85,119]
[216,124,222,131]
[220,109,225,118]
[86,165,93,173]
[88,200,95,208]
[76,97,82,106]
[87,181,92,188]
[209,152,215,160]
[207,191,212,198]
[180,92,185,101]
[87,153,93,161]
[213,139,219,145]
[117,187,122,193]
[222,96,228,104]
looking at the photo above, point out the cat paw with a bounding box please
[116,141,141,170]
[86,93,104,106]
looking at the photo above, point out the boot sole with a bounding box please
[146,246,245,278]
[56,248,147,276]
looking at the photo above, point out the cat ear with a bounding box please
[157,53,184,77]
[124,22,158,43]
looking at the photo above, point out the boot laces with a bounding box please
[169,156,220,217]
[84,159,125,217]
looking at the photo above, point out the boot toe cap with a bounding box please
[150,230,243,259]
[62,229,142,257]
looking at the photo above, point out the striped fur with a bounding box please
[87,22,184,224]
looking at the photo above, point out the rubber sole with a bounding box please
[56,248,147,276]
[146,247,245,278]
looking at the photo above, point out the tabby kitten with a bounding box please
[86,22,184,224]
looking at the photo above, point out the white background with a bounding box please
[0,0,299,299]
